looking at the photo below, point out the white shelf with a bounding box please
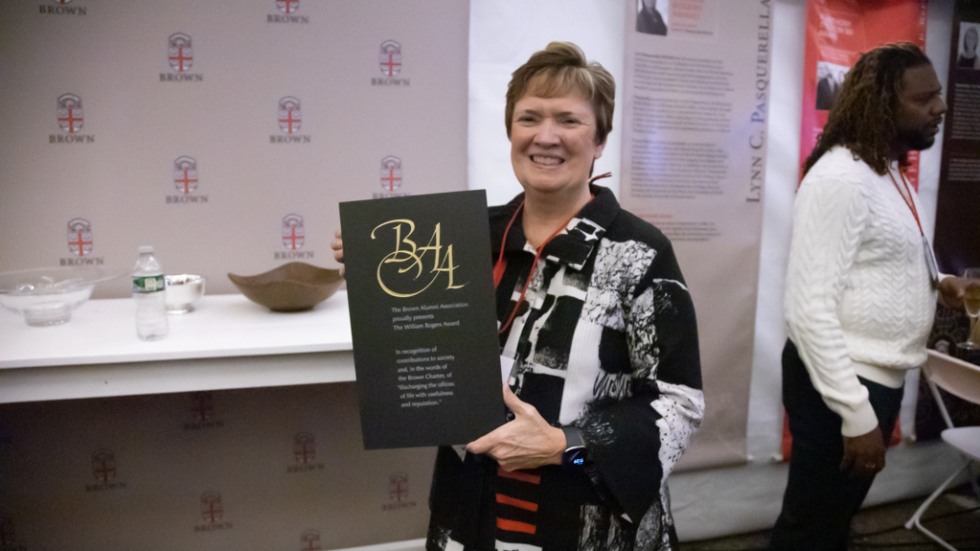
[0,291,429,550]
[333,539,425,551]
[0,292,355,403]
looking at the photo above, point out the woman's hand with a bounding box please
[330,229,345,277]
[466,385,566,471]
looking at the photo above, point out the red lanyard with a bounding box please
[494,174,610,335]
[493,195,596,335]
[492,200,524,289]
[887,168,923,236]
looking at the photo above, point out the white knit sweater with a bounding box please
[784,146,938,437]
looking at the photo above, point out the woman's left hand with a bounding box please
[466,385,566,471]
[330,229,345,277]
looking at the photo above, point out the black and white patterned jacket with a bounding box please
[427,185,704,551]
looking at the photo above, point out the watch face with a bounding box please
[563,447,587,467]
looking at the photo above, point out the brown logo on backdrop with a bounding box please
[268,0,308,23]
[194,491,233,532]
[287,432,325,473]
[276,0,298,14]
[281,213,305,250]
[173,156,199,194]
[270,96,311,143]
[167,156,209,204]
[374,155,408,198]
[92,449,116,483]
[300,530,322,550]
[276,213,314,260]
[379,40,402,76]
[39,0,87,16]
[278,96,302,134]
[382,471,417,511]
[56,93,82,132]
[373,40,410,87]
[380,155,402,191]
[168,32,193,72]
[61,217,104,267]
[86,449,127,492]
[50,93,94,144]
[184,391,224,430]
[66,217,93,257]
[161,33,203,82]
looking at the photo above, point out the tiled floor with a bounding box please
[681,483,980,550]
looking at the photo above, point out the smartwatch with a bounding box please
[561,426,588,467]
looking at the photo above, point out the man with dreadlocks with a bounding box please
[770,42,968,550]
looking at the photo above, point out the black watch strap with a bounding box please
[561,426,587,467]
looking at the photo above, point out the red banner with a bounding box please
[799,0,927,186]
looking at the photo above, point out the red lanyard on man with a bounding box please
[888,167,939,286]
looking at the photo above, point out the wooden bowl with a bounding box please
[227,262,343,312]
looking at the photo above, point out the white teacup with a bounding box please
[164,274,206,314]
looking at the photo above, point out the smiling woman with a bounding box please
[508,93,605,241]
[334,41,703,551]
[503,42,615,247]
[420,41,704,551]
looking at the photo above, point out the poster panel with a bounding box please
[933,0,980,274]
[621,0,773,469]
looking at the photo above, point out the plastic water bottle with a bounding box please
[132,245,169,341]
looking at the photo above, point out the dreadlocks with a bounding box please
[803,42,932,176]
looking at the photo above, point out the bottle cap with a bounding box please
[138,245,154,254]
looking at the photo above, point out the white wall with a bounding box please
[469,0,961,540]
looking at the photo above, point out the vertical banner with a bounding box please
[799,0,927,187]
[934,0,980,274]
[783,0,926,459]
[621,0,773,469]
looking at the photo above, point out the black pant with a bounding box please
[769,340,903,551]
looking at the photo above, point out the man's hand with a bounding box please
[466,385,566,471]
[840,427,886,479]
[938,275,968,310]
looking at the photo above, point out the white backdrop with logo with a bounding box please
[0,1,466,549]
[0,0,469,298]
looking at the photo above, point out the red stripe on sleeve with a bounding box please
[496,493,539,512]
[496,467,541,485]
[496,517,537,535]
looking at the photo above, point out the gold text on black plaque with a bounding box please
[371,219,466,298]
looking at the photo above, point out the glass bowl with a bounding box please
[0,266,125,326]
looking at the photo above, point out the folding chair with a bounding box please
[903,349,980,550]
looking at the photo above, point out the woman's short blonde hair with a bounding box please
[505,41,615,145]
